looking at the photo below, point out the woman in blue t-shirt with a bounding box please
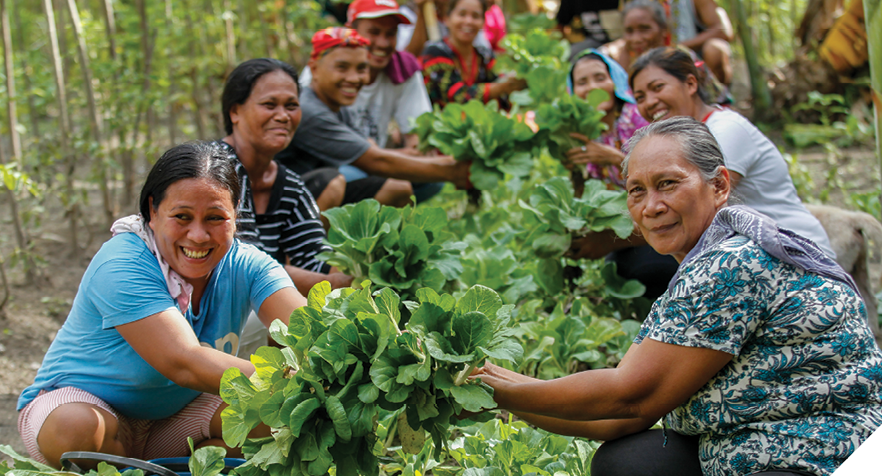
[17,141,307,468]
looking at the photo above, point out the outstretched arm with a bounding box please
[353,145,471,188]
[474,338,732,440]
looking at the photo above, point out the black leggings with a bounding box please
[590,430,816,476]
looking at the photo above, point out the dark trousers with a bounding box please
[590,430,816,476]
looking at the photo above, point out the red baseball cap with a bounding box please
[347,0,412,26]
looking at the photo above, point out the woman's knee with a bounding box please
[37,403,125,468]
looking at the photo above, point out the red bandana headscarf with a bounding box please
[310,27,371,61]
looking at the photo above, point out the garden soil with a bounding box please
[0,144,878,459]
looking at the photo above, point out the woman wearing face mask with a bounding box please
[16,142,307,468]
[563,49,650,187]
[420,0,526,108]
[602,0,730,105]
[629,46,835,259]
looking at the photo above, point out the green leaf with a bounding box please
[288,397,322,437]
[456,285,503,319]
[449,383,497,412]
[324,395,353,442]
[451,311,494,355]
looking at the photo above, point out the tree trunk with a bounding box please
[866,0,882,208]
[53,0,71,85]
[732,0,773,120]
[238,0,248,62]
[0,0,34,284]
[13,1,40,146]
[100,0,117,60]
[42,0,79,256]
[224,0,236,67]
[65,0,114,226]
[181,0,208,139]
[1,0,21,164]
[165,0,177,147]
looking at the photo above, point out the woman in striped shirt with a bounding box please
[218,58,354,354]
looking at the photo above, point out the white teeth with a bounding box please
[183,248,209,259]
[652,110,668,121]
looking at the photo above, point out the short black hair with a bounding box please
[221,58,300,135]
[140,141,241,223]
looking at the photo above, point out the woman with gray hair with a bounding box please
[474,117,882,476]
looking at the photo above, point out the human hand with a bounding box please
[564,133,623,168]
[566,231,617,261]
[450,159,473,190]
[505,75,528,93]
[327,272,354,289]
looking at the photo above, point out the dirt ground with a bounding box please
[0,141,878,457]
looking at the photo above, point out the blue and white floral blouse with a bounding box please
[636,235,882,476]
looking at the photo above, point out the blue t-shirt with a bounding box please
[18,233,293,420]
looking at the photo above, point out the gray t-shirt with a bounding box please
[706,109,835,258]
[275,86,371,175]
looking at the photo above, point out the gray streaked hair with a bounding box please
[622,116,725,182]
[623,0,668,31]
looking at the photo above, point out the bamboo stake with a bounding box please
[42,0,79,256]
[0,0,33,285]
[64,0,114,226]
[1,0,21,164]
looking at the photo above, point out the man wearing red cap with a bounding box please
[296,1,445,203]
[276,27,469,207]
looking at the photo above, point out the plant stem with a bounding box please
[453,362,478,386]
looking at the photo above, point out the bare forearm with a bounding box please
[353,149,452,183]
[512,411,653,440]
[405,8,428,56]
[175,346,255,394]
[285,265,329,291]
[495,369,642,421]
[680,28,727,49]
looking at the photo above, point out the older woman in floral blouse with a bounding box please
[475,116,882,476]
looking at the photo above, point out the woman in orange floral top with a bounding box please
[420,0,525,108]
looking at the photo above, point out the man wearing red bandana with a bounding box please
[277,27,468,208]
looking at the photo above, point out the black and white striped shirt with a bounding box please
[216,141,332,274]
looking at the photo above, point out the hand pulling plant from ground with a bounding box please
[220,282,523,476]
[413,101,538,191]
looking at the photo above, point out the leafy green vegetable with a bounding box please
[220,282,523,475]
[534,90,610,167]
[413,101,538,190]
[319,200,465,301]
[519,177,633,259]
[498,29,569,106]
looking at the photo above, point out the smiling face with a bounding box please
[572,58,616,114]
[446,0,485,47]
[632,65,698,123]
[625,135,729,262]
[229,70,301,155]
[354,16,399,71]
[623,8,665,56]
[148,177,237,288]
[310,47,370,111]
